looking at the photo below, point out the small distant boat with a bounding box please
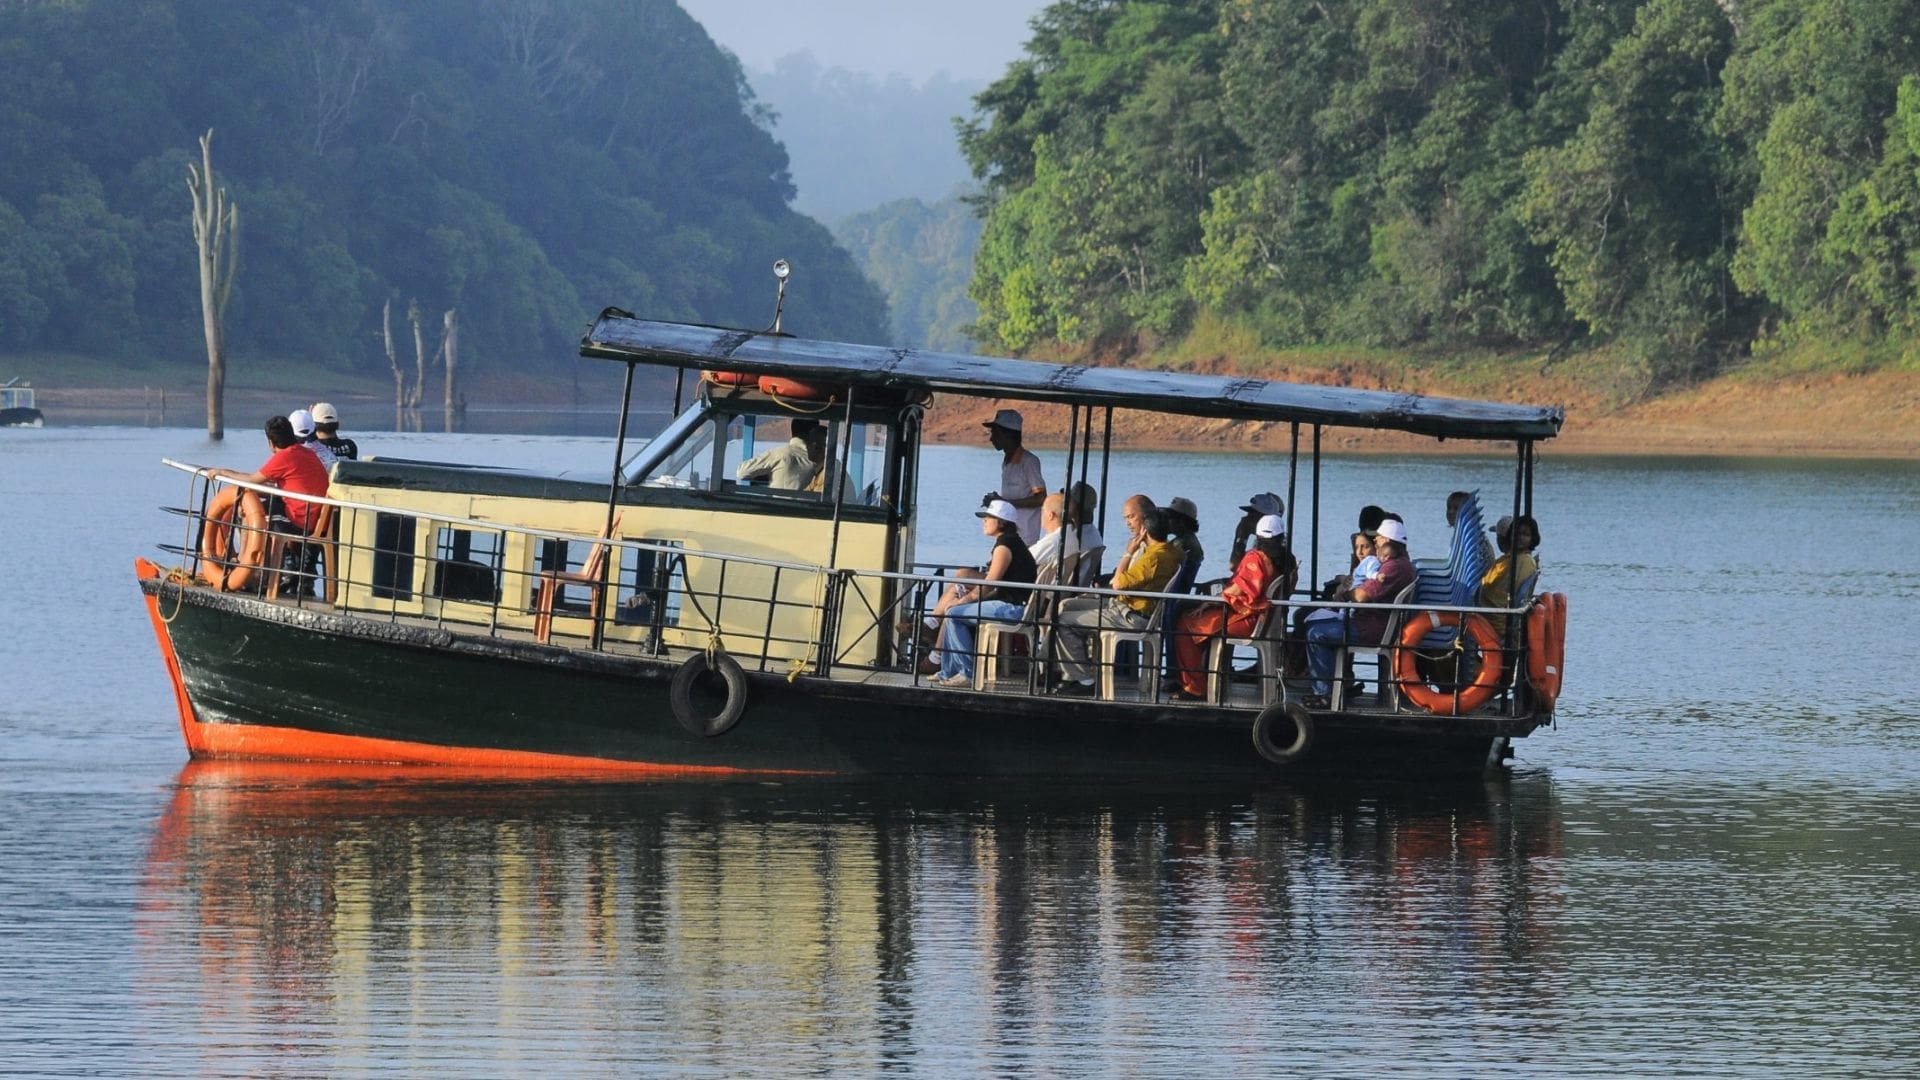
[1,380,42,427]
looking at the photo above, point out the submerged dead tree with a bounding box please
[382,297,406,410]
[186,129,238,440]
[441,307,459,416]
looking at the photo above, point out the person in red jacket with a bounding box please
[205,415,330,534]
[1170,514,1295,701]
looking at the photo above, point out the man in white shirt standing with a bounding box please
[982,408,1046,540]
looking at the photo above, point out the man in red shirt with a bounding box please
[206,415,331,533]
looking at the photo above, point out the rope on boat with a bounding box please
[157,566,195,623]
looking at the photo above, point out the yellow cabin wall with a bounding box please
[328,484,894,667]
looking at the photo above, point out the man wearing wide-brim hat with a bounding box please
[981,407,1046,541]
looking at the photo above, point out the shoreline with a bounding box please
[24,367,1920,459]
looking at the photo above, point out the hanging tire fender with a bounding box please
[670,650,749,737]
[1252,701,1315,766]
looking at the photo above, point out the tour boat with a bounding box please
[134,284,1566,778]
[1,379,41,427]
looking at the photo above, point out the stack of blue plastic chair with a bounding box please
[1414,491,1484,603]
[1413,492,1490,651]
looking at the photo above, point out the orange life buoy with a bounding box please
[757,374,838,402]
[1526,592,1567,709]
[702,369,757,387]
[1393,610,1504,715]
[198,485,269,591]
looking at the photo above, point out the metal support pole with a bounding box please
[593,361,638,650]
[1098,408,1114,536]
[1310,424,1322,594]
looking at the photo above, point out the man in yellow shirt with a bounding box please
[1052,497,1182,692]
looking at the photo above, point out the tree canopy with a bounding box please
[0,0,889,372]
[960,0,1920,383]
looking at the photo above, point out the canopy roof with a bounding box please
[581,311,1563,441]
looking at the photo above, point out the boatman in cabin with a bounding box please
[982,408,1046,540]
[737,418,828,490]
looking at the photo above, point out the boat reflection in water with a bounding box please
[138,763,1564,1070]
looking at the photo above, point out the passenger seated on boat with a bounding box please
[1302,517,1414,706]
[1164,496,1205,583]
[202,416,331,595]
[932,499,1038,687]
[1227,491,1284,570]
[1478,514,1540,642]
[1170,515,1292,701]
[736,418,826,489]
[1029,489,1104,586]
[1050,502,1180,694]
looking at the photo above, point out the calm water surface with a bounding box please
[2,424,1918,1076]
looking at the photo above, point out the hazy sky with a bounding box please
[678,0,1046,83]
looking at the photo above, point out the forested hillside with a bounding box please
[835,193,982,351]
[961,0,1920,386]
[0,0,888,376]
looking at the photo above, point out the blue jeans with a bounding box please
[938,599,1026,681]
[1305,613,1368,695]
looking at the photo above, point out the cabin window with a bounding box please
[645,415,724,490]
[430,526,503,603]
[371,513,417,601]
[613,540,685,629]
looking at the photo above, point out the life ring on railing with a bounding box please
[1252,702,1314,765]
[1526,593,1567,710]
[757,375,839,404]
[198,485,268,592]
[701,369,757,387]
[1393,610,1503,716]
[670,649,749,736]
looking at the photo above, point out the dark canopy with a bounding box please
[581,312,1563,441]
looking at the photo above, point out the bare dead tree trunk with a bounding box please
[382,297,407,410]
[186,129,238,440]
[407,299,426,409]
[440,307,459,427]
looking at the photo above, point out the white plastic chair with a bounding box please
[1096,599,1165,701]
[972,557,1078,692]
[1331,580,1416,710]
[1206,575,1292,706]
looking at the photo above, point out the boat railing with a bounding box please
[155,461,1538,716]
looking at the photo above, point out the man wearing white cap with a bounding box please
[288,408,337,472]
[311,402,358,460]
[1228,492,1284,569]
[1302,517,1414,706]
[982,407,1046,540]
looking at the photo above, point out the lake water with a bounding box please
[3,422,1918,1076]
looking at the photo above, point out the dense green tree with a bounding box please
[837,193,982,351]
[1719,0,1920,337]
[1519,0,1739,383]
[0,0,887,374]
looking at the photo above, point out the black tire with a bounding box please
[1252,702,1315,766]
[670,650,748,737]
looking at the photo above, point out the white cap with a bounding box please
[983,408,1023,432]
[1376,518,1408,545]
[1241,492,1283,516]
[311,402,339,424]
[1254,514,1286,539]
[975,498,1020,525]
[1167,496,1199,523]
[288,408,316,438]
